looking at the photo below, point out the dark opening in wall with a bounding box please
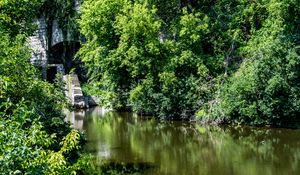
[49,41,86,82]
[49,41,81,73]
[47,66,57,83]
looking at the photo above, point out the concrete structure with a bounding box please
[28,16,81,81]
[28,17,48,79]
[28,0,90,108]
[64,74,88,109]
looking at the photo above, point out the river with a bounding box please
[67,107,300,175]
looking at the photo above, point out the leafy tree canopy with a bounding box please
[79,0,300,125]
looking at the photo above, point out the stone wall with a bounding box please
[28,0,93,109]
[29,0,82,68]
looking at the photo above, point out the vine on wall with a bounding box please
[41,0,81,41]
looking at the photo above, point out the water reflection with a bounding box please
[68,107,300,175]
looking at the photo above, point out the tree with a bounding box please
[0,0,43,36]
[204,0,300,126]
[79,0,300,124]
[0,1,87,173]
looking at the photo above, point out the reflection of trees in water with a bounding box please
[205,126,300,175]
[81,109,300,175]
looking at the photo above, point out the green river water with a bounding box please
[68,107,300,175]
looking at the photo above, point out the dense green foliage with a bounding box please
[79,0,214,119]
[1,0,299,173]
[0,0,43,36]
[42,0,80,36]
[204,0,300,125]
[0,0,87,173]
[79,0,300,125]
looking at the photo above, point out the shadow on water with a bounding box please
[67,107,300,175]
[98,162,156,175]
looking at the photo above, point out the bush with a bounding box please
[206,0,300,126]
[0,20,85,175]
